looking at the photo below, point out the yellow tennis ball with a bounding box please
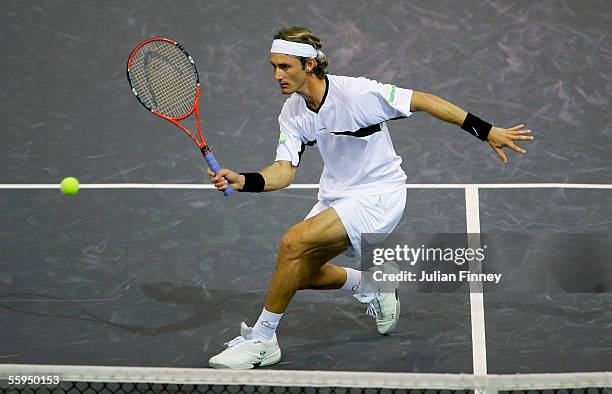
[60,177,80,196]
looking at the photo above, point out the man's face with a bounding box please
[270,53,309,94]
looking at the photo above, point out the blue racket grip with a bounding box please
[201,147,235,196]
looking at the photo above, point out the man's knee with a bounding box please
[278,227,308,262]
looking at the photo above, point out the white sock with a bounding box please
[251,308,283,341]
[340,267,377,294]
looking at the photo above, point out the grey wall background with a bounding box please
[1,0,611,185]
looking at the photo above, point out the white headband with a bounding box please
[270,39,325,58]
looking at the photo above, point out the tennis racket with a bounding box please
[127,37,234,196]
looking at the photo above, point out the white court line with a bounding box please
[0,298,115,302]
[0,183,611,189]
[465,186,488,381]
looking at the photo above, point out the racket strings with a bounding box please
[128,40,198,118]
[136,40,196,116]
[138,41,196,116]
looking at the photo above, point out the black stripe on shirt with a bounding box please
[297,139,317,166]
[330,116,407,138]
[332,123,381,138]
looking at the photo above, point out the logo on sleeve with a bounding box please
[387,85,396,104]
[278,135,288,145]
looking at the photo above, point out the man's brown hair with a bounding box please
[273,26,329,79]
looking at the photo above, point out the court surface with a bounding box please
[1,0,611,391]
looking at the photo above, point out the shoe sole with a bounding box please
[209,349,282,369]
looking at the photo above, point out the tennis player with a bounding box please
[207,26,533,369]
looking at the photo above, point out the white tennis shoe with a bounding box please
[208,322,281,369]
[354,261,401,335]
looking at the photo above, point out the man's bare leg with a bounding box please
[265,207,351,313]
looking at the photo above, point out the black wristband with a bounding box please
[239,172,265,193]
[461,113,492,142]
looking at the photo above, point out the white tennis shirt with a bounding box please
[275,74,413,200]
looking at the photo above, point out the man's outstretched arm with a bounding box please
[410,91,534,163]
[208,160,296,193]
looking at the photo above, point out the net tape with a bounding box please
[1,383,612,394]
[128,40,198,118]
[0,365,610,394]
[0,382,477,394]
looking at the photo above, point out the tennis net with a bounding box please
[0,365,611,394]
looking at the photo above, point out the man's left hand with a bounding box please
[487,124,534,163]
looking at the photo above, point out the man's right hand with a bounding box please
[207,168,244,192]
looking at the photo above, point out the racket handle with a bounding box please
[201,147,235,196]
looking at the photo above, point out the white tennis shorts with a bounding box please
[304,187,407,256]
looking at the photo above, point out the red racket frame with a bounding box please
[127,37,208,149]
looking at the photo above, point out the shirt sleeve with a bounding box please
[274,117,304,167]
[353,77,414,122]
